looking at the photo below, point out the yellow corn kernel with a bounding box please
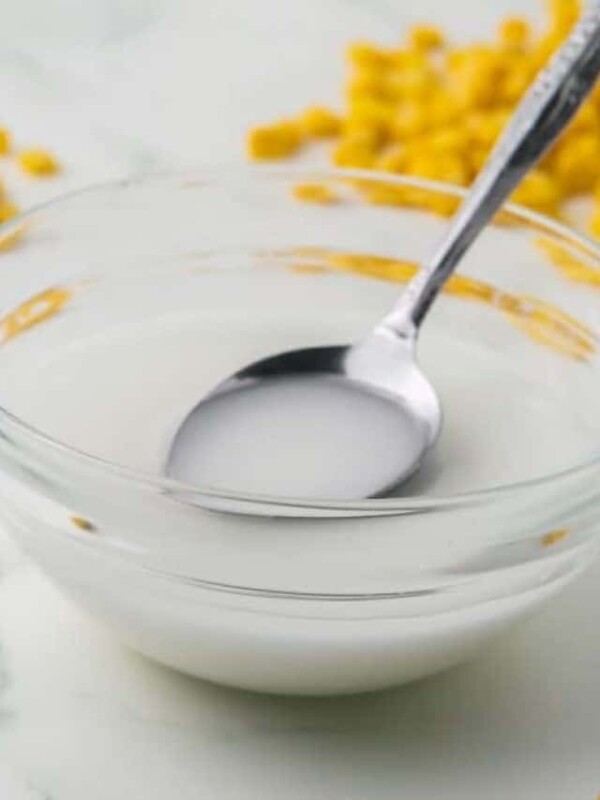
[424,127,469,156]
[589,206,600,239]
[359,183,413,208]
[500,68,532,104]
[466,110,510,148]
[376,144,406,173]
[548,0,581,36]
[292,183,338,205]
[449,46,503,95]
[427,92,460,127]
[499,17,531,48]
[332,138,376,169]
[17,148,60,176]
[453,67,498,109]
[541,528,569,547]
[536,235,600,287]
[553,134,600,194]
[391,103,429,139]
[299,106,342,138]
[389,48,430,71]
[388,66,437,101]
[0,224,26,253]
[346,67,389,103]
[343,124,388,152]
[341,119,382,149]
[346,97,394,132]
[565,101,598,134]
[1,286,72,342]
[328,251,418,283]
[0,202,18,224]
[423,194,461,217]
[347,41,390,70]
[511,170,562,215]
[247,120,303,160]
[389,181,461,216]
[505,293,595,361]
[532,31,564,70]
[408,24,445,51]
[0,128,10,155]
[445,47,469,71]
[447,44,500,74]
[71,516,96,532]
[447,274,497,304]
[468,146,491,175]
[406,152,471,187]
[589,80,600,108]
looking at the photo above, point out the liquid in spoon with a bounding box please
[168,374,430,499]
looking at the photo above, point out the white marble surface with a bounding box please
[0,0,599,797]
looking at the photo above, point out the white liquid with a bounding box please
[169,374,427,498]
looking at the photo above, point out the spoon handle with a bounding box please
[382,2,600,339]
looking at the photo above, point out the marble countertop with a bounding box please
[0,1,599,797]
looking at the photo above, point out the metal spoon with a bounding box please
[168,6,600,500]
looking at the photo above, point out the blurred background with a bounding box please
[0,0,541,200]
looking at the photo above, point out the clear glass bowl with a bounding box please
[0,168,599,695]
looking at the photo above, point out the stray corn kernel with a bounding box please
[427,92,460,127]
[0,128,10,155]
[408,24,445,51]
[567,102,599,134]
[552,135,600,193]
[0,202,19,224]
[500,68,532,104]
[466,110,510,148]
[424,127,468,156]
[590,207,600,239]
[346,97,394,137]
[392,103,429,139]
[247,120,303,160]
[499,17,531,48]
[347,41,390,70]
[536,236,600,287]
[18,148,59,177]
[452,63,499,110]
[300,106,342,138]
[541,528,569,547]
[548,0,581,34]
[346,68,389,103]
[292,183,339,204]
[511,170,562,216]
[1,286,72,343]
[406,152,470,187]
[71,516,96,532]
[332,138,376,169]
[377,144,406,173]
[0,224,26,253]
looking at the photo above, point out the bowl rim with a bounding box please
[1,164,599,516]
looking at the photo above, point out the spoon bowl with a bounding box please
[167,334,442,499]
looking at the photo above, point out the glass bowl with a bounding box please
[0,168,599,695]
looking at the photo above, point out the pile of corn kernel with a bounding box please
[247,0,600,235]
[0,124,60,228]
